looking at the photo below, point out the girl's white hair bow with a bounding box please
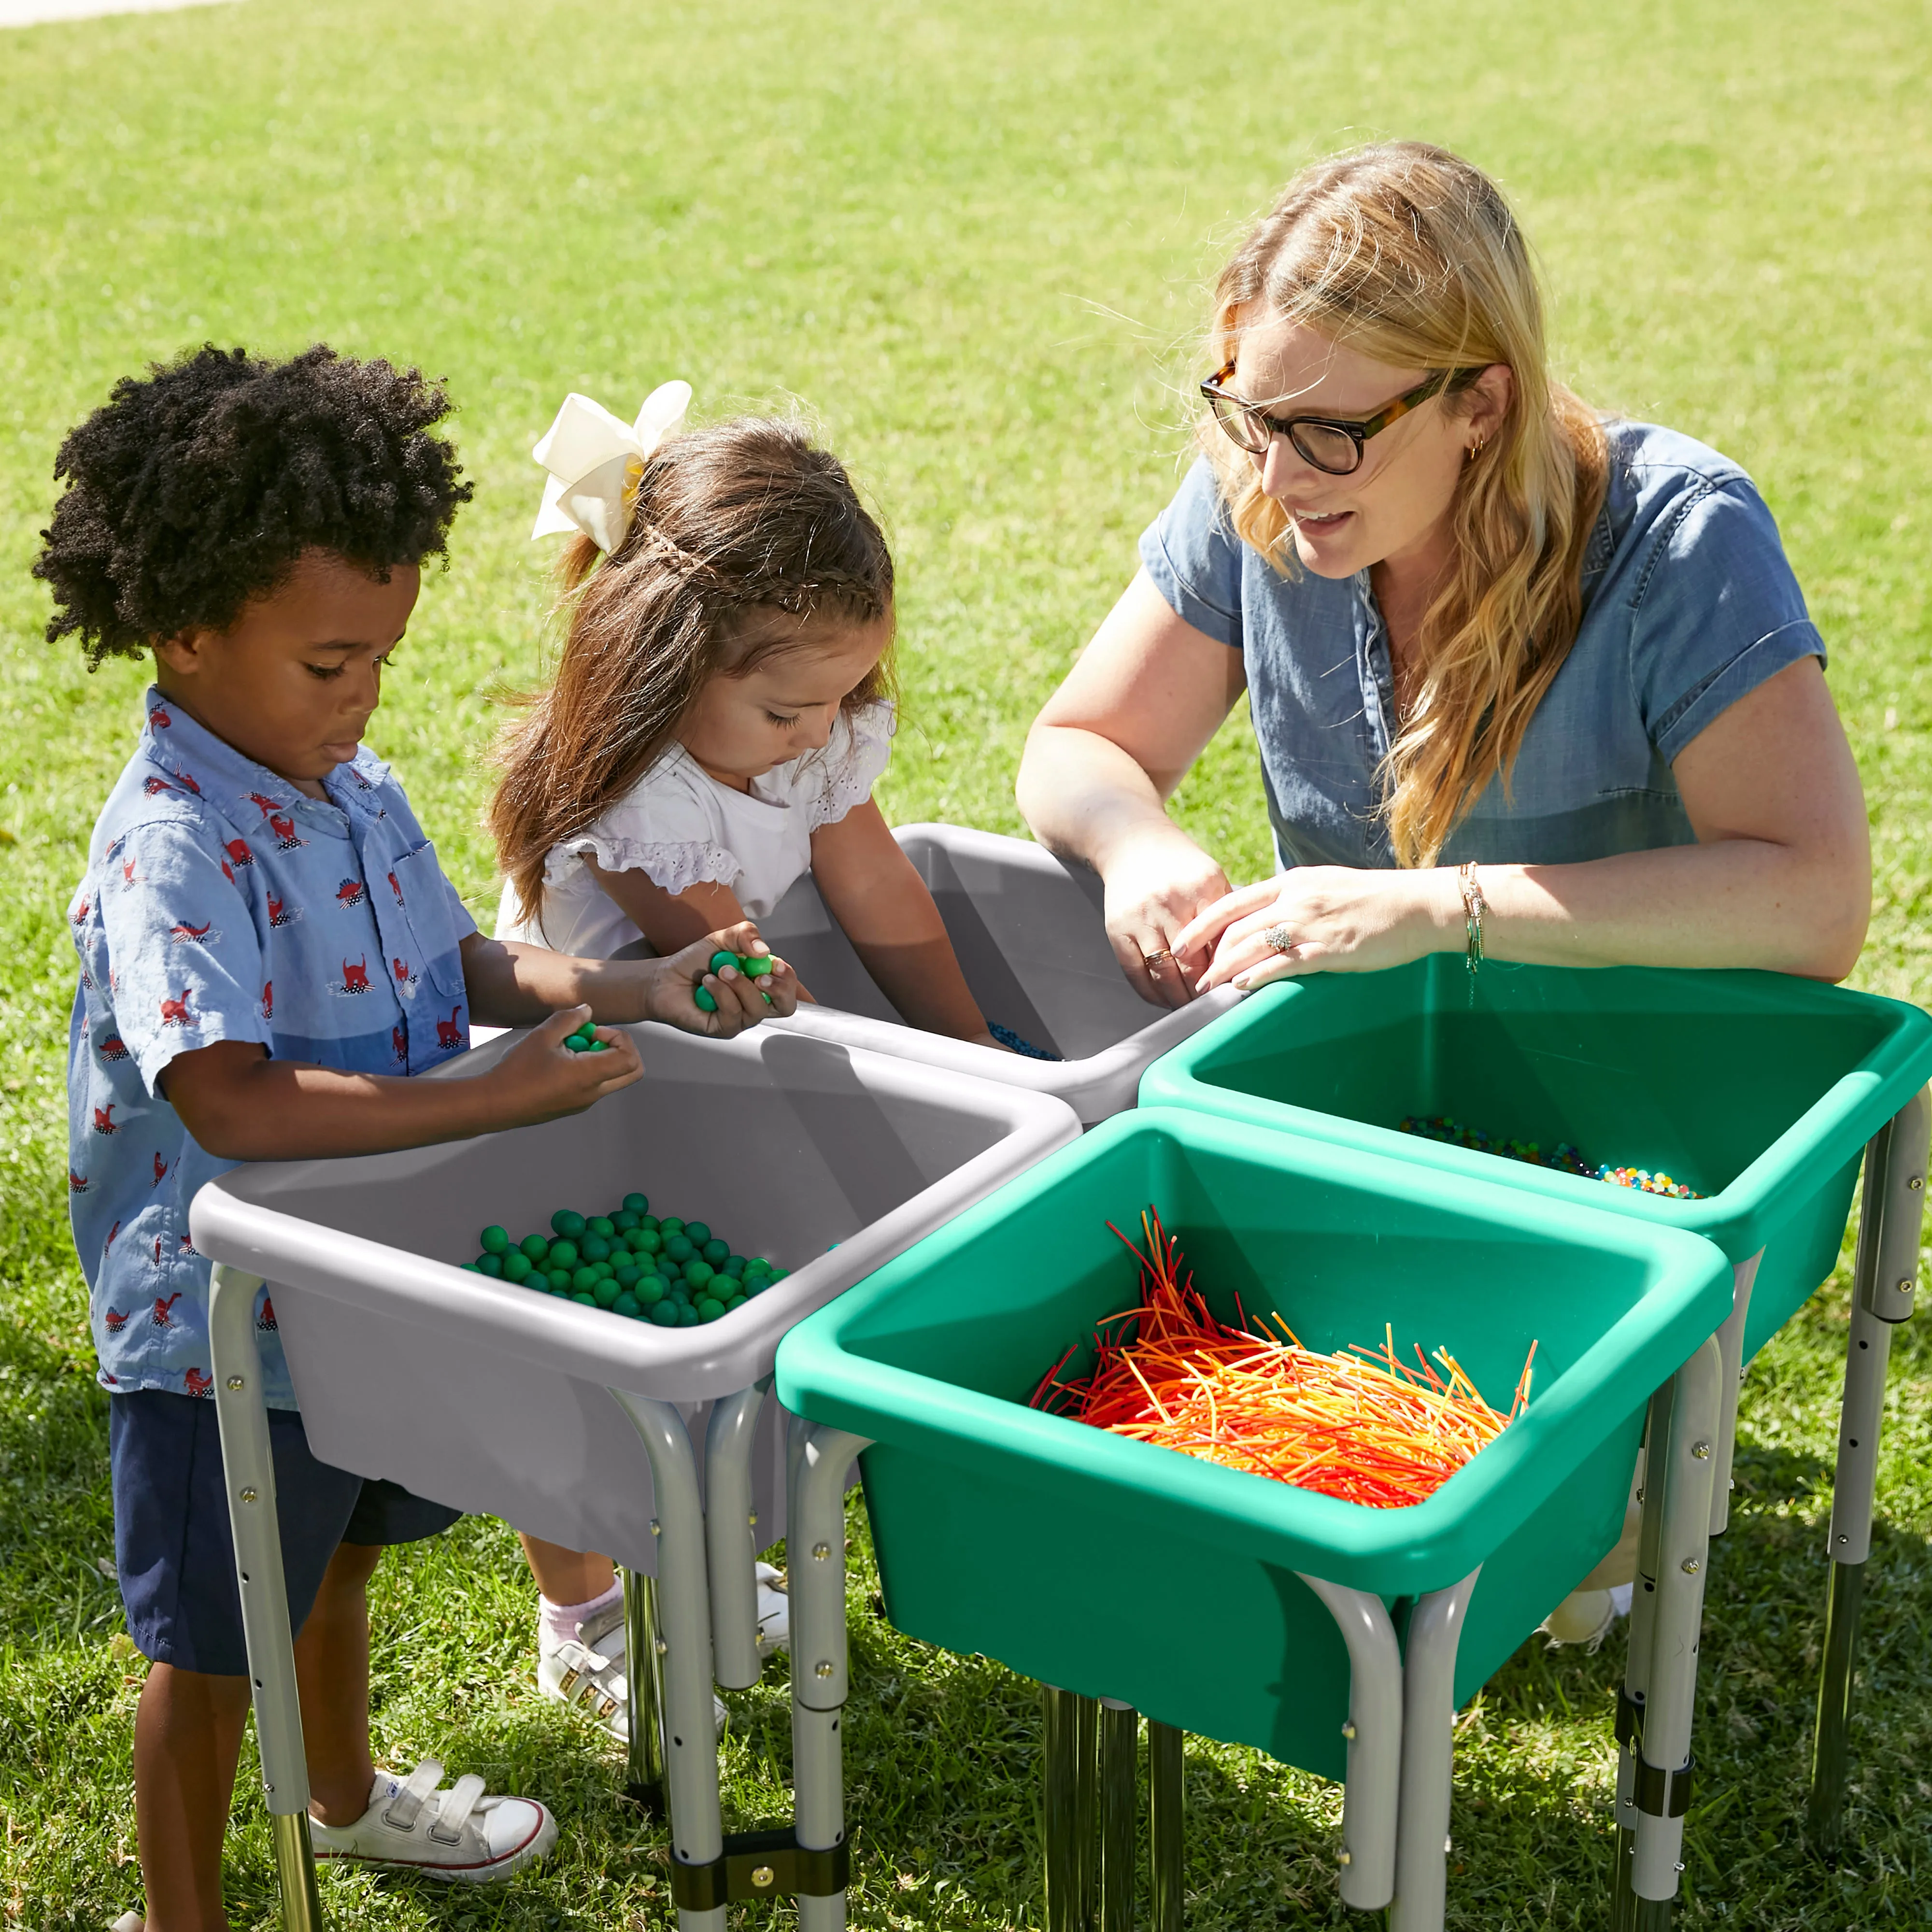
[529,380,693,554]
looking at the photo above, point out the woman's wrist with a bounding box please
[1412,867,1471,953]
[1087,811,1212,885]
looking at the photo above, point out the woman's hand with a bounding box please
[1101,827,1235,1009]
[636,924,800,1035]
[1182,867,1459,991]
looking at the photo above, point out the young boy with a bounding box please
[37,344,795,1930]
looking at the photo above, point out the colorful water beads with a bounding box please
[1397,1115,1702,1199]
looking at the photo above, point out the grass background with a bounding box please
[2,0,1930,1925]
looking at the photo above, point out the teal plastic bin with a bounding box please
[1138,959,1932,1359]
[775,1108,1731,1778]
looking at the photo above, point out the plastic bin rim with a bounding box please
[775,1107,1733,1593]
[1138,969,1932,1247]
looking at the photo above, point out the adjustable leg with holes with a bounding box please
[790,1424,869,1932]
[1628,1337,1723,1930]
[208,1264,326,1932]
[1297,1575,1404,1913]
[607,1392,724,1932]
[1611,1391,1667,1932]
[1147,1720,1184,1932]
[1388,1569,1481,1932]
[1096,1701,1136,1932]
[622,1567,668,1814]
[1808,1087,1930,1852]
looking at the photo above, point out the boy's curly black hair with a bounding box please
[34,343,475,667]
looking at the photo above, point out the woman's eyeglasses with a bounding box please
[1200,363,1483,475]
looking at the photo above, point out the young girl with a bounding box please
[488,391,1007,1733]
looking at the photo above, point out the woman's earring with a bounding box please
[1467,438,1487,462]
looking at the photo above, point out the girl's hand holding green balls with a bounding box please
[640,924,796,1033]
[461,1190,788,1326]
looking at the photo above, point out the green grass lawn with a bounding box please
[3,0,1931,1925]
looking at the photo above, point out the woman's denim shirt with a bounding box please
[1138,422,1825,869]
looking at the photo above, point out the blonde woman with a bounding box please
[1020,141,1869,1641]
[1018,141,1868,1014]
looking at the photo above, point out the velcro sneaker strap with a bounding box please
[381,1759,445,1830]
[429,1773,487,1844]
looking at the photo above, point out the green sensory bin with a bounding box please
[775,1108,1730,1775]
[1139,959,1932,1359]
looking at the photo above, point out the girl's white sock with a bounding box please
[538,1578,624,1651]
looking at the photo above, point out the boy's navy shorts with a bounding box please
[110,1389,461,1676]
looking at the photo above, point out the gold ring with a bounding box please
[1141,948,1173,966]
[1263,923,1294,954]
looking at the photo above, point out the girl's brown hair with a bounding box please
[490,416,896,928]
[1205,141,1608,867]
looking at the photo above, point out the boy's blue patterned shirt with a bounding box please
[67,690,477,1409]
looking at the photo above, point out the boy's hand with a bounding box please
[642,925,800,1036]
[485,1006,644,1125]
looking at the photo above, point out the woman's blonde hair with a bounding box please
[489,417,895,931]
[1206,141,1607,867]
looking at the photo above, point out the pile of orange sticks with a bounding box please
[1028,1209,1535,1509]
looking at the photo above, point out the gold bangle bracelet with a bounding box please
[1458,861,1487,976]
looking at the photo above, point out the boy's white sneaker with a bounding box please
[538,1592,729,1741]
[309,1762,556,1882]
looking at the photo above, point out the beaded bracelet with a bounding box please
[1458,861,1487,976]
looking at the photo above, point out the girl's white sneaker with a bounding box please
[1541,1581,1635,1651]
[308,1762,557,1882]
[538,1592,731,1742]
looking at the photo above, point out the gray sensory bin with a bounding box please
[761,822,1238,1122]
[188,1021,1080,1572]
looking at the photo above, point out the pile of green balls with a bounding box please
[461,1192,788,1325]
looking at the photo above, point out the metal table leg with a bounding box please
[609,1392,724,1932]
[704,1386,767,1691]
[1146,1720,1184,1932]
[1628,1338,1723,1925]
[1612,1392,1667,1932]
[790,1424,870,1932]
[1707,1254,1760,1539]
[1388,1568,1480,1932]
[208,1263,326,1932]
[1298,1574,1403,1911]
[1097,1700,1136,1932]
[1042,1687,1093,1932]
[623,1567,668,1814]
[1808,1087,1930,1851]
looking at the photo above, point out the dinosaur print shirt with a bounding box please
[66,690,477,1408]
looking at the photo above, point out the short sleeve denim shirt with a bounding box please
[1138,421,1826,870]
[67,691,477,1409]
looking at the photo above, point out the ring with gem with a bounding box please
[1263,923,1294,955]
